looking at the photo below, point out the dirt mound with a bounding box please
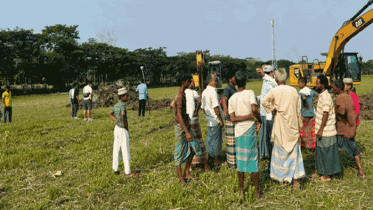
[360,90,373,120]
[67,80,172,111]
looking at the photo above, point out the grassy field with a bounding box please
[0,75,372,209]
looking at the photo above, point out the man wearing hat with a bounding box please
[108,87,138,178]
[256,64,277,171]
[2,86,12,123]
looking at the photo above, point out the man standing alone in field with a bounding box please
[202,74,224,166]
[2,86,12,123]
[256,64,277,171]
[71,82,80,119]
[221,70,237,169]
[108,87,138,178]
[83,81,94,121]
[136,82,148,117]
[174,73,202,186]
[262,69,305,190]
[332,80,366,180]
[228,71,263,199]
[185,77,210,172]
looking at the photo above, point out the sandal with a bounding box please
[126,173,139,178]
[357,173,366,181]
[317,176,331,182]
[185,176,199,181]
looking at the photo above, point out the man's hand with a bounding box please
[223,111,227,118]
[255,122,261,134]
[219,120,224,128]
[256,68,262,74]
[186,132,193,142]
[301,95,306,100]
[316,129,323,139]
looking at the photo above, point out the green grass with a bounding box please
[0,76,372,209]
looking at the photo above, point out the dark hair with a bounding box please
[176,73,192,86]
[73,82,78,87]
[87,80,92,84]
[317,75,329,90]
[298,77,307,84]
[225,69,236,81]
[235,71,246,88]
[5,85,10,89]
[334,79,344,91]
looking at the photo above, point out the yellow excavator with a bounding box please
[289,0,373,86]
[193,51,223,94]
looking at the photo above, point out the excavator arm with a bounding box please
[324,0,373,76]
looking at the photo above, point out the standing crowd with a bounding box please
[104,64,366,200]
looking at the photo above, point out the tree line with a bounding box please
[1,24,372,91]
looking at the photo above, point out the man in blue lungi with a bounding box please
[256,64,277,171]
[228,71,263,199]
[201,74,224,166]
[262,69,305,190]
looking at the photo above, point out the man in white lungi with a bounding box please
[261,69,305,190]
[108,87,138,178]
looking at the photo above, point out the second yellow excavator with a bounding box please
[289,0,373,86]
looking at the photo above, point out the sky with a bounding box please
[2,0,373,62]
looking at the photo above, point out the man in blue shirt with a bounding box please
[136,82,148,117]
[256,64,277,172]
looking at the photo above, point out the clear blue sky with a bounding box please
[2,0,373,62]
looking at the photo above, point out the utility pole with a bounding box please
[271,19,277,70]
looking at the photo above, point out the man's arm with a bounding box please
[121,110,128,130]
[316,112,329,138]
[194,97,201,116]
[176,96,193,141]
[214,106,224,128]
[256,68,265,77]
[90,88,93,100]
[261,89,275,114]
[230,112,255,123]
[108,112,117,122]
[2,97,5,107]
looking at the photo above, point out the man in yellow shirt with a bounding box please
[2,86,12,123]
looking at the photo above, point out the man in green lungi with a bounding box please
[228,71,263,199]
[174,73,203,186]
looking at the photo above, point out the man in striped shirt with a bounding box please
[315,75,341,182]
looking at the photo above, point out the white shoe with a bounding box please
[84,118,87,121]
[75,117,79,119]
[88,118,94,121]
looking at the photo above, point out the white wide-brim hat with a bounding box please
[118,87,128,95]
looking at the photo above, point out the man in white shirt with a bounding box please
[228,71,263,199]
[201,74,224,166]
[256,64,277,171]
[83,81,94,121]
[185,78,210,172]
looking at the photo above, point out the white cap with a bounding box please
[118,87,128,95]
[343,78,353,84]
[263,65,274,73]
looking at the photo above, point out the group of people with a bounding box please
[106,64,366,200]
[69,81,94,121]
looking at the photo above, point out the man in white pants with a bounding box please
[108,87,139,178]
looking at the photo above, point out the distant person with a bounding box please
[221,69,237,169]
[71,82,80,119]
[298,77,318,149]
[174,73,202,186]
[201,74,224,166]
[262,69,305,190]
[314,75,341,182]
[2,86,12,123]
[185,77,210,172]
[228,71,263,199]
[69,86,75,117]
[136,82,148,117]
[83,81,94,121]
[332,80,366,180]
[256,64,277,172]
[108,87,139,178]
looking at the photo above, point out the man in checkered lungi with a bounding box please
[222,70,237,168]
